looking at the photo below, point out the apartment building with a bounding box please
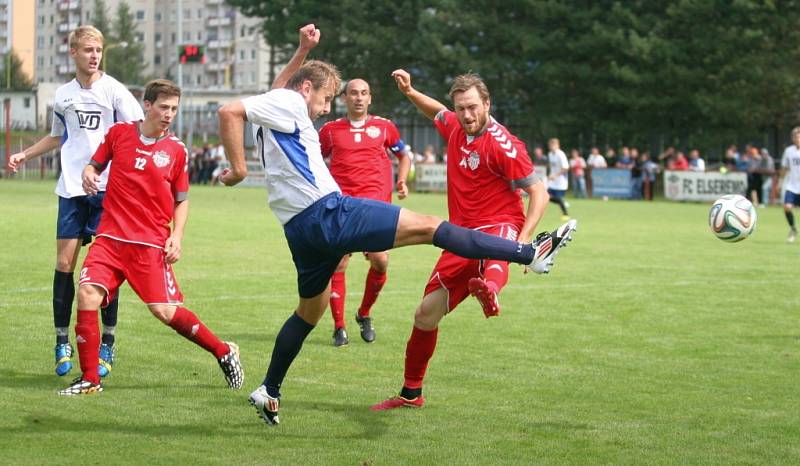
[34,0,276,91]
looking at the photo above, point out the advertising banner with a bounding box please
[663,170,747,201]
[591,168,632,199]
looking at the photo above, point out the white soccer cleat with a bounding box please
[249,385,280,425]
[527,219,577,274]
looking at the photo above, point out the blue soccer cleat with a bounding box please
[98,343,115,378]
[54,343,73,376]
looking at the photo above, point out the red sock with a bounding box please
[329,271,346,329]
[483,260,509,293]
[76,309,100,385]
[403,326,438,389]
[358,268,387,318]
[168,307,229,358]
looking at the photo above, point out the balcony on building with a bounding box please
[57,22,80,33]
[207,16,232,27]
[58,1,80,12]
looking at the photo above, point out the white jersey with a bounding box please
[781,145,800,194]
[50,73,144,198]
[243,88,340,225]
[547,149,569,190]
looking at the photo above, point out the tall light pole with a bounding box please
[176,0,183,139]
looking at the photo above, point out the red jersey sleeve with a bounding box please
[433,110,459,141]
[487,125,535,188]
[171,144,190,198]
[319,122,333,158]
[383,120,405,159]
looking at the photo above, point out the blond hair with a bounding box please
[286,60,341,93]
[791,127,800,139]
[69,25,104,49]
[449,73,490,102]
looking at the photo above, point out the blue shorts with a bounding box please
[57,194,105,245]
[548,188,567,199]
[284,192,400,298]
[784,190,800,206]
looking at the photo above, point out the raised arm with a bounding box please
[391,69,447,120]
[272,24,321,89]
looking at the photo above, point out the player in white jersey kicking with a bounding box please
[8,26,143,378]
[779,127,800,242]
[218,24,576,426]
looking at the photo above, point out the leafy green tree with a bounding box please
[227,0,800,155]
[2,49,33,91]
[91,0,111,38]
[104,0,145,85]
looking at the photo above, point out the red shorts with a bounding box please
[424,223,518,312]
[79,236,184,306]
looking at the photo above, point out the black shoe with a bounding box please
[333,327,349,347]
[355,315,376,343]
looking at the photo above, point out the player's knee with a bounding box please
[55,257,74,272]
[370,253,389,272]
[77,285,104,309]
[148,305,174,324]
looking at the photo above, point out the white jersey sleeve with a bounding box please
[242,90,301,133]
[782,145,800,194]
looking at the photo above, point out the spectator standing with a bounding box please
[641,152,659,201]
[569,149,587,198]
[668,151,689,171]
[759,148,776,205]
[630,151,643,199]
[688,149,705,172]
[586,146,606,198]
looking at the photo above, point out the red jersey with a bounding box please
[319,115,406,202]
[91,121,189,248]
[434,110,535,229]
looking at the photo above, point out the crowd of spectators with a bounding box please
[535,143,778,204]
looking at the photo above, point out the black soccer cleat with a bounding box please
[355,315,376,343]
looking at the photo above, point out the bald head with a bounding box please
[344,78,372,120]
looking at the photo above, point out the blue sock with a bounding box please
[263,312,315,398]
[432,221,534,264]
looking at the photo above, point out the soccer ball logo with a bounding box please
[708,194,756,242]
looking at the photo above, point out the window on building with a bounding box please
[37,36,44,49]
[49,56,53,65]
[171,33,176,44]
[38,56,44,66]
[251,50,256,60]
[136,33,144,43]
[24,98,31,108]
[183,32,190,41]
[136,10,145,21]
[197,32,202,41]
[240,26,246,37]
[196,74,202,85]
[155,54,161,65]
[198,9,203,19]
[49,36,54,46]
[39,16,44,25]
[50,15,54,24]
[155,33,162,43]
[239,50,244,60]
[155,12,162,22]
[184,9,191,20]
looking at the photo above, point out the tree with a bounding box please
[2,49,33,91]
[91,0,111,38]
[227,0,800,156]
[104,0,145,85]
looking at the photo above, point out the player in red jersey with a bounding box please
[57,79,243,396]
[371,70,577,410]
[319,78,412,346]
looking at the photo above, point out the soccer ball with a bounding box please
[708,194,756,242]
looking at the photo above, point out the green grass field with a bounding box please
[0,180,797,465]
